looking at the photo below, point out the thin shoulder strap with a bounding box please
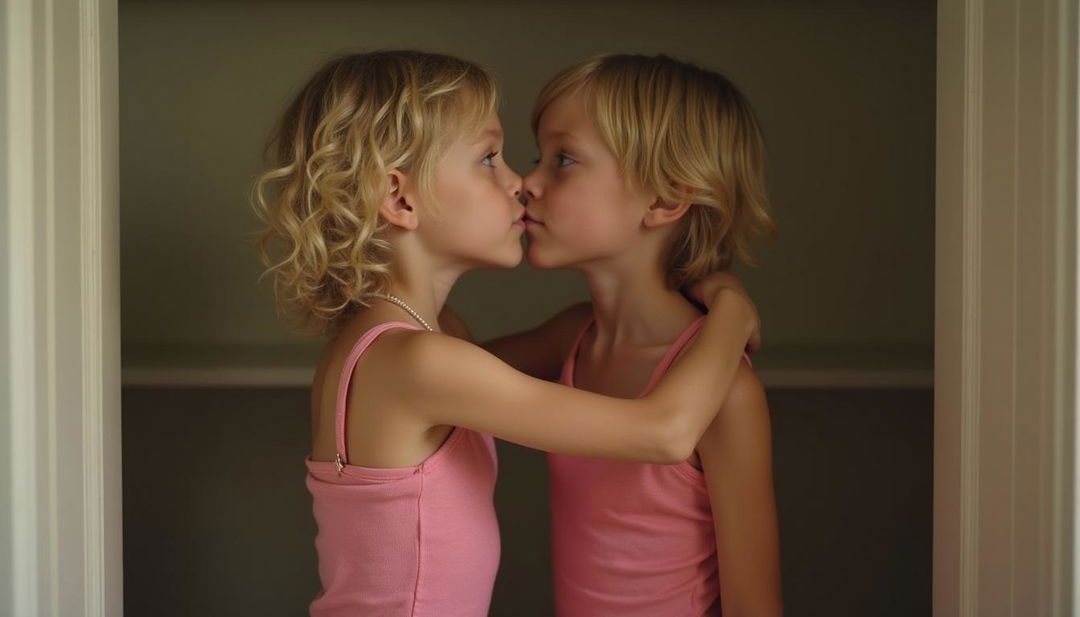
[560,315,596,386]
[334,321,423,471]
[644,315,709,391]
[643,314,753,394]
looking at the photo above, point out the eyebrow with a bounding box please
[474,128,503,143]
[537,130,581,144]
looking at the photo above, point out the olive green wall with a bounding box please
[119,0,934,358]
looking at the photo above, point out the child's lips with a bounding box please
[523,214,544,227]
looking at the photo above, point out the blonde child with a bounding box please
[471,54,783,616]
[253,50,760,617]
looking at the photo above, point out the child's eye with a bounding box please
[556,153,576,167]
[482,151,499,167]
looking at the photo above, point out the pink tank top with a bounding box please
[304,322,500,617]
[549,315,749,617]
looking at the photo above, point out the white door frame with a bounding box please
[935,0,1078,615]
[1,0,1076,615]
[3,0,121,616]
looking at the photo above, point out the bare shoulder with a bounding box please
[697,360,770,454]
[318,328,463,424]
[386,329,501,390]
[362,328,462,372]
[381,330,548,429]
[310,326,432,460]
[316,326,451,404]
[722,360,768,416]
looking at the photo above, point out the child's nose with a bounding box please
[505,169,523,199]
[522,168,543,201]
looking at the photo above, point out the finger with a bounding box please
[746,329,762,353]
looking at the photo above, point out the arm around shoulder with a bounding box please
[395,331,689,463]
[639,289,758,460]
[480,301,593,381]
[438,305,474,342]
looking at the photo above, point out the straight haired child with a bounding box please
[473,53,783,616]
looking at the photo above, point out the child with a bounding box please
[475,54,783,616]
[253,50,760,617]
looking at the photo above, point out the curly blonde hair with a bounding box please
[253,50,498,336]
[532,54,776,288]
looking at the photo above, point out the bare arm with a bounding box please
[438,303,591,380]
[437,305,474,342]
[698,363,783,617]
[447,269,762,380]
[479,302,592,381]
[685,270,762,353]
[395,289,757,463]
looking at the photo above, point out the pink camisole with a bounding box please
[304,322,500,617]
[548,315,749,617]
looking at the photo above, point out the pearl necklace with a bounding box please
[376,294,435,332]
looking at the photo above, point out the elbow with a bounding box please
[664,438,697,466]
[652,414,697,464]
[656,445,694,466]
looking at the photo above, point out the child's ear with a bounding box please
[643,183,696,228]
[643,197,693,228]
[379,169,419,231]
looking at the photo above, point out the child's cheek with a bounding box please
[547,184,600,243]
[566,210,623,257]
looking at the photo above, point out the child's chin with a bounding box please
[525,246,561,270]
[499,254,524,269]
[493,247,524,269]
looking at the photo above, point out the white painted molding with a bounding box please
[5,2,44,615]
[79,0,121,615]
[935,0,1078,615]
[3,1,121,616]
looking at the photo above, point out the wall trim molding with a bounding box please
[957,0,984,613]
[935,0,1078,614]
[78,0,121,615]
[6,2,44,615]
[118,366,934,390]
[3,0,121,615]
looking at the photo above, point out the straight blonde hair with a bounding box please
[253,50,498,335]
[532,54,776,288]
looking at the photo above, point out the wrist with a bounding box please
[711,288,756,336]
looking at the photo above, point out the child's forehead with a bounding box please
[536,129,582,145]
[461,114,504,144]
[535,91,592,135]
[472,127,503,142]
[536,111,595,146]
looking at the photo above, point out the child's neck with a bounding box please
[583,265,702,351]
[376,252,463,332]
